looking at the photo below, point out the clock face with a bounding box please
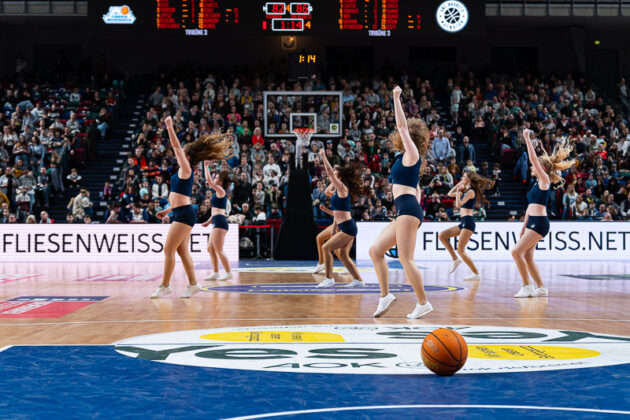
[281,36,297,50]
[436,1,469,33]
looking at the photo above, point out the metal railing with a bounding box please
[486,0,630,16]
[0,0,86,16]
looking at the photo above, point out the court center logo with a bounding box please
[436,1,469,33]
[202,283,462,295]
[115,325,630,375]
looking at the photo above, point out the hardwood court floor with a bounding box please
[2,259,630,419]
[1,259,629,346]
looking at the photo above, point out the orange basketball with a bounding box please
[421,328,468,376]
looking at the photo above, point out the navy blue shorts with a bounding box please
[394,194,424,222]
[171,205,196,227]
[458,215,476,232]
[527,215,550,237]
[211,214,229,231]
[338,219,357,237]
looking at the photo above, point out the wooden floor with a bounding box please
[1,259,629,346]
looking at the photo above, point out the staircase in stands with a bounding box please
[47,93,146,223]
[434,94,528,220]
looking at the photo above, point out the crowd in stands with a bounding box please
[4,69,629,224]
[446,72,630,221]
[104,71,630,226]
[0,76,120,223]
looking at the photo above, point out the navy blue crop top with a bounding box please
[527,182,550,206]
[170,172,193,197]
[389,154,421,188]
[330,192,351,212]
[211,191,227,209]
[460,189,475,210]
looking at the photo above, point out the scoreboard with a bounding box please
[95,1,475,36]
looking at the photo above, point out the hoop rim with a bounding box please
[292,128,316,134]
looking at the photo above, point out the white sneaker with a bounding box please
[312,264,325,274]
[373,293,397,317]
[514,284,536,298]
[181,284,202,298]
[344,279,365,288]
[150,285,172,299]
[407,301,434,319]
[463,273,481,281]
[204,272,220,281]
[222,272,234,280]
[449,258,463,274]
[536,287,548,297]
[316,278,335,288]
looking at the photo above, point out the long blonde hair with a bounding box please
[538,139,576,188]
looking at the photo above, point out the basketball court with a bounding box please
[1,258,630,419]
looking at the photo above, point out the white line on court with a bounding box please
[0,345,13,352]
[222,404,630,419]
[1,317,629,327]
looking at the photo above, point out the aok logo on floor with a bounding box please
[115,325,630,375]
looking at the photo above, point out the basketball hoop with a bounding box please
[293,128,315,148]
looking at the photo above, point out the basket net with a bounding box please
[293,128,315,148]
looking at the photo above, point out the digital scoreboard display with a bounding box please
[152,0,425,36]
[94,1,475,37]
[338,0,422,36]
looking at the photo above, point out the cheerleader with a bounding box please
[512,129,576,298]
[369,86,432,319]
[313,183,337,274]
[151,116,232,298]
[202,163,233,281]
[314,202,361,286]
[439,171,493,281]
[315,148,364,288]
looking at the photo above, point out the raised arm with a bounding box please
[324,183,335,197]
[165,116,191,177]
[523,129,549,186]
[393,86,419,164]
[204,161,225,197]
[319,149,347,195]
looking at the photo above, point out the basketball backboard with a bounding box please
[263,91,343,139]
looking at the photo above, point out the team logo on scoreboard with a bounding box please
[436,1,469,33]
[115,325,630,375]
[102,5,136,25]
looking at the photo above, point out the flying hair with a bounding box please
[183,133,233,167]
[465,171,494,207]
[537,138,577,188]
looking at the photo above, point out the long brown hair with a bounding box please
[218,170,231,189]
[183,133,233,166]
[389,118,430,171]
[464,171,494,207]
[338,162,364,202]
[537,139,577,188]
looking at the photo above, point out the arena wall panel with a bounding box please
[0,225,239,262]
[357,222,630,261]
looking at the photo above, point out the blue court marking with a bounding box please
[201,283,463,295]
[1,346,629,419]
[562,275,630,281]
[194,260,409,270]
